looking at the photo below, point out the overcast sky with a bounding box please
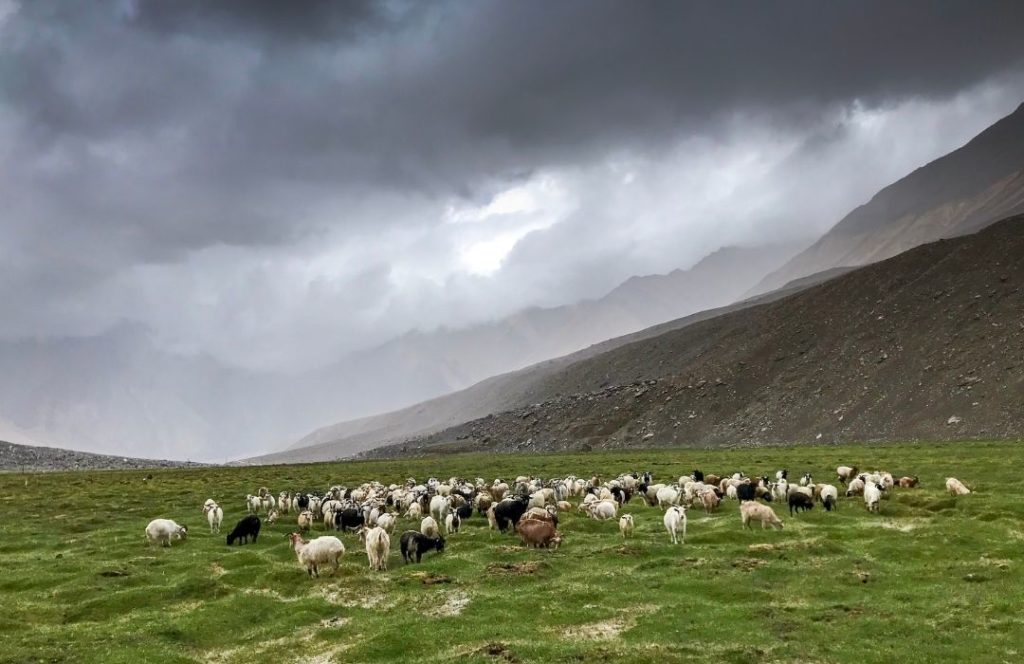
[3,0,1024,371]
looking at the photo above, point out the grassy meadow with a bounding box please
[1,441,1023,663]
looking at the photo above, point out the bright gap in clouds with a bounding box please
[459,232,528,276]
[453,175,576,276]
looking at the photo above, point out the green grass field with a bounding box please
[2,441,1022,664]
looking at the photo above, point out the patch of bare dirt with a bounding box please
[731,557,769,572]
[560,606,656,642]
[477,642,519,662]
[318,586,392,609]
[408,571,453,585]
[486,561,548,575]
[426,591,470,617]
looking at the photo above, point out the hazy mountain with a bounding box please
[366,214,1024,457]
[0,242,798,462]
[256,104,1024,464]
[248,253,839,465]
[752,102,1024,295]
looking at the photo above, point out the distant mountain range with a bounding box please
[0,240,798,462]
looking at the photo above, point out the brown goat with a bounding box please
[515,519,562,549]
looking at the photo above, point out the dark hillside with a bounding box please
[373,215,1024,457]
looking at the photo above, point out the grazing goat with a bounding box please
[586,500,618,520]
[788,492,814,515]
[836,466,859,483]
[145,519,187,547]
[898,476,919,488]
[226,515,261,545]
[818,484,839,512]
[399,530,445,563]
[946,477,971,496]
[663,505,687,544]
[736,483,756,502]
[288,533,345,578]
[516,519,562,549]
[700,490,720,514]
[740,502,783,530]
[420,516,440,539]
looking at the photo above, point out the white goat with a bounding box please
[946,477,971,496]
[819,484,839,511]
[362,526,390,571]
[420,516,440,538]
[663,505,687,544]
[204,501,223,534]
[145,519,188,547]
[656,486,680,509]
[587,500,617,520]
[287,533,344,578]
[740,502,783,530]
[429,495,450,522]
[863,482,883,513]
[619,514,634,538]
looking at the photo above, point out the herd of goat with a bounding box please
[144,466,974,577]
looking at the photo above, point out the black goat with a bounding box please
[493,496,530,532]
[788,492,814,515]
[226,515,261,546]
[399,530,445,563]
[334,508,365,532]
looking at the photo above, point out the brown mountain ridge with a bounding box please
[753,102,1024,294]
[365,214,1024,458]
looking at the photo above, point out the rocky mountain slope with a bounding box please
[0,440,205,472]
[245,264,847,464]
[363,215,1023,458]
[752,102,1024,295]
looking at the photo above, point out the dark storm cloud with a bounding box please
[127,0,390,41]
[1,0,1023,365]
